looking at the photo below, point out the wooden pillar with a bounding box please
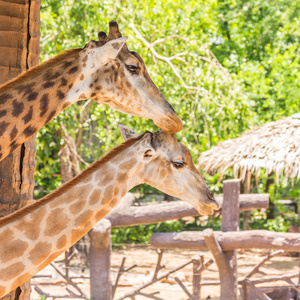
[203,229,236,299]
[90,219,112,300]
[220,179,240,299]
[242,172,251,231]
[192,256,202,300]
[0,0,40,299]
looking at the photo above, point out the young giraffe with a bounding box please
[0,21,182,161]
[0,124,218,296]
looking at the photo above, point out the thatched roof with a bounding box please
[198,117,300,184]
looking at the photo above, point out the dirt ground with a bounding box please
[31,246,300,300]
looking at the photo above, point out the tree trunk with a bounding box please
[0,0,40,298]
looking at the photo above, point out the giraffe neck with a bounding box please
[0,49,90,161]
[0,136,144,296]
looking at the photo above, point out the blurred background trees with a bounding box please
[35,0,300,242]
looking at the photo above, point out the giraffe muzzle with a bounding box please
[204,189,220,210]
[155,113,183,133]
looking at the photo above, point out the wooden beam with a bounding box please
[151,230,300,252]
[106,193,269,227]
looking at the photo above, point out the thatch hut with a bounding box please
[198,117,300,185]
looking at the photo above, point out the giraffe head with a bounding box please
[78,21,182,133]
[118,124,219,215]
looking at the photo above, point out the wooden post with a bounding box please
[90,219,112,300]
[203,229,236,299]
[0,0,40,299]
[192,256,203,300]
[242,171,251,231]
[220,179,240,299]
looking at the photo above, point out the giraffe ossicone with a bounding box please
[0,20,182,161]
[0,124,218,296]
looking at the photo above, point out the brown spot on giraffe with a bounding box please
[71,226,89,244]
[0,262,25,281]
[98,173,114,186]
[27,92,38,102]
[9,141,19,152]
[0,93,12,105]
[0,121,9,136]
[0,239,28,263]
[109,198,118,207]
[68,66,78,74]
[43,81,55,88]
[50,71,61,80]
[24,125,37,137]
[119,158,137,170]
[12,100,24,117]
[45,110,57,124]
[39,94,49,117]
[89,189,101,206]
[95,208,110,221]
[39,251,63,270]
[44,208,70,237]
[15,207,46,240]
[114,187,119,195]
[69,199,86,215]
[29,241,52,265]
[22,106,33,124]
[80,74,84,80]
[56,235,67,249]
[0,110,7,118]
[117,172,128,182]
[60,77,68,86]
[57,90,65,100]
[62,101,71,110]
[64,61,73,68]
[74,210,93,227]
[102,185,113,205]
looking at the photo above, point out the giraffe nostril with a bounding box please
[207,189,215,200]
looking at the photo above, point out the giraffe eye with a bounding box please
[144,149,152,157]
[127,63,138,74]
[172,161,185,169]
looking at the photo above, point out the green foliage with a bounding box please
[249,210,298,232]
[112,220,185,245]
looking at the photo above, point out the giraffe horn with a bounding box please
[98,31,107,41]
[108,20,122,39]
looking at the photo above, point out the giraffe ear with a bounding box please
[103,37,128,60]
[118,123,139,141]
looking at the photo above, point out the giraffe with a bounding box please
[0,124,218,296]
[0,21,182,162]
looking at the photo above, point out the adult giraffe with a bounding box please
[0,125,218,296]
[0,21,182,161]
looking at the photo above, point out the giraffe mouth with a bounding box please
[154,113,183,133]
[197,202,219,215]
[196,190,220,215]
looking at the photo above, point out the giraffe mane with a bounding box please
[0,48,82,93]
[0,133,147,227]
